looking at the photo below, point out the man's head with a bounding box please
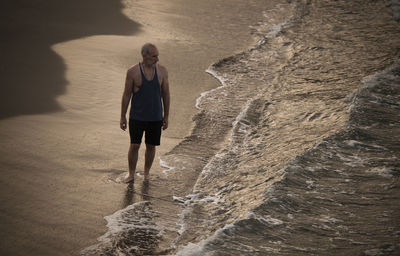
[141,43,159,67]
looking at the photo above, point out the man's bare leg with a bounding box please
[144,144,156,181]
[125,143,140,183]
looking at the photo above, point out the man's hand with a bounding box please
[162,118,168,130]
[120,116,127,131]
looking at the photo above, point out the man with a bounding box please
[120,43,170,183]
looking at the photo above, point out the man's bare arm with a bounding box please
[120,70,134,131]
[161,67,170,130]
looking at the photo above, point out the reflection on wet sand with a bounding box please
[141,181,150,201]
[122,180,150,208]
[123,183,135,207]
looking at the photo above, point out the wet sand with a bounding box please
[0,0,276,255]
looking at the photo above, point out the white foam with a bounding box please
[174,241,208,256]
[196,68,229,110]
[80,201,162,255]
[176,205,193,236]
[361,61,400,89]
[198,151,227,178]
[115,173,129,183]
[336,153,366,167]
[102,201,160,240]
[305,166,318,172]
[173,193,199,238]
[366,167,394,178]
[175,222,237,256]
[259,246,281,253]
[248,212,284,225]
[306,180,315,189]
[258,215,284,226]
[344,140,387,150]
[173,196,185,204]
[344,140,363,147]
[199,195,220,204]
[318,215,342,224]
[267,23,285,37]
[230,99,254,142]
[253,20,290,47]
[159,157,175,174]
[349,60,400,107]
[186,194,198,200]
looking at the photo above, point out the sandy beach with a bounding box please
[3,0,399,255]
[0,0,275,255]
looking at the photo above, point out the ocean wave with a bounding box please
[172,0,400,254]
[174,60,400,255]
[81,201,164,256]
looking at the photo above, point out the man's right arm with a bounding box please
[120,70,134,131]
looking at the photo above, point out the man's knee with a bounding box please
[130,143,141,151]
[145,144,156,151]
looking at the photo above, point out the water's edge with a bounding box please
[81,0,400,254]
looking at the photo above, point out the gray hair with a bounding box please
[141,43,157,56]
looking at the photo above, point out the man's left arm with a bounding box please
[161,67,170,130]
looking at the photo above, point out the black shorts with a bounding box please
[129,119,163,146]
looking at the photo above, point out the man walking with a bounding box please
[120,43,170,183]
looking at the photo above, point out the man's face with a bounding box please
[143,47,159,67]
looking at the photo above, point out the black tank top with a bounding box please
[129,63,163,121]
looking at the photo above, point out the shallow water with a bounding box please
[175,60,400,255]
[83,0,400,255]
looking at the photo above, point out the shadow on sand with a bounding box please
[0,0,140,119]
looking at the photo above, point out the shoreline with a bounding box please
[79,0,291,254]
[0,0,281,255]
[171,0,400,254]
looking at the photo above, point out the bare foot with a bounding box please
[124,175,135,183]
